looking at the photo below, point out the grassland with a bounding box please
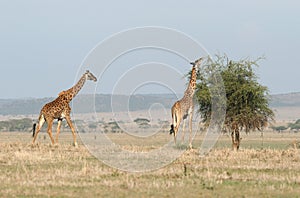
[0,131,299,197]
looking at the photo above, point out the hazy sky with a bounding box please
[0,0,299,98]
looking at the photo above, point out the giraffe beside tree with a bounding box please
[32,70,97,146]
[170,57,203,148]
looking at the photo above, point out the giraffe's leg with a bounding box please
[32,116,45,145]
[173,131,177,145]
[174,116,182,145]
[65,116,77,147]
[55,119,62,144]
[188,112,193,149]
[46,119,55,145]
[181,119,186,143]
[171,102,182,145]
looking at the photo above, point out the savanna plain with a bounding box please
[0,129,299,197]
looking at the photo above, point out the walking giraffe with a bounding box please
[170,57,203,148]
[32,70,97,146]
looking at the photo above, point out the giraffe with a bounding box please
[169,57,203,148]
[32,70,97,146]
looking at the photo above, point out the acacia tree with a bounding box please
[196,55,274,150]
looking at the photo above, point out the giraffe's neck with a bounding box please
[183,66,197,98]
[63,74,86,102]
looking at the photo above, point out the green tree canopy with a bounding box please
[196,54,274,150]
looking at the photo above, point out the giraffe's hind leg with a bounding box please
[171,102,182,145]
[55,119,62,144]
[46,118,55,145]
[32,115,45,145]
[174,115,182,145]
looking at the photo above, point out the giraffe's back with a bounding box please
[40,96,71,120]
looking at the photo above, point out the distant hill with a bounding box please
[0,98,53,115]
[269,92,300,107]
[0,94,178,115]
[0,92,299,116]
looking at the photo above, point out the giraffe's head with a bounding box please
[85,70,97,82]
[190,57,204,72]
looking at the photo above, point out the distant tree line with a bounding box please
[271,119,300,132]
[0,118,32,132]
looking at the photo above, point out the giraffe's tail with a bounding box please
[33,114,42,137]
[170,106,178,135]
[32,123,37,137]
[170,124,175,135]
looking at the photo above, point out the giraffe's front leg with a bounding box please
[188,112,193,149]
[181,119,186,143]
[65,116,77,147]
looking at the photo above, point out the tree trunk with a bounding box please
[231,127,241,151]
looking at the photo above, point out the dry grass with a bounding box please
[0,131,300,197]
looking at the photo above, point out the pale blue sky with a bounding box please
[0,0,299,98]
